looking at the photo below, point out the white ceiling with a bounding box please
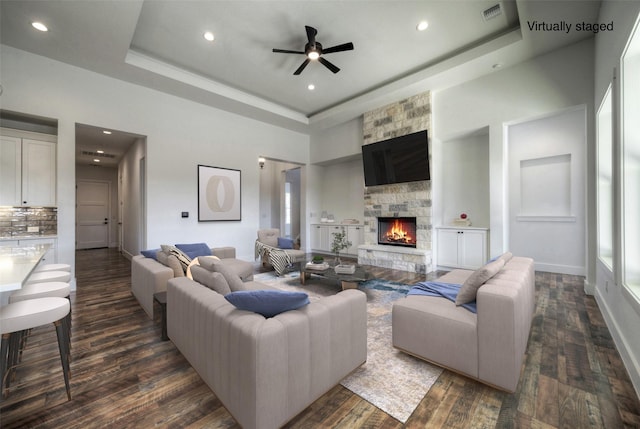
[0,0,602,164]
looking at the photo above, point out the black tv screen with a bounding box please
[362,130,430,186]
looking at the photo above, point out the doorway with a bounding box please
[259,158,303,242]
[75,123,145,253]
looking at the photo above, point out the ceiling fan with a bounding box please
[272,26,354,75]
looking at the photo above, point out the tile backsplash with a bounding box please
[0,207,58,238]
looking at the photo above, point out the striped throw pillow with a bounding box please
[161,244,192,273]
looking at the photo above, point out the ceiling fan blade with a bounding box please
[305,26,317,45]
[318,57,340,73]
[322,42,354,54]
[273,48,305,54]
[293,58,311,75]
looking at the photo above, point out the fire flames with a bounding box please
[383,219,415,245]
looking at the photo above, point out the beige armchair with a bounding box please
[255,229,306,275]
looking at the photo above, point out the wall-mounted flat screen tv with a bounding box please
[362,130,430,186]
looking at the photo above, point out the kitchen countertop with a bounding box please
[0,243,52,292]
[0,234,58,242]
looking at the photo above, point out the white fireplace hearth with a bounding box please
[358,244,431,274]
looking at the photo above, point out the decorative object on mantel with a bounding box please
[341,218,360,224]
[452,212,471,227]
[331,228,352,264]
[320,212,336,223]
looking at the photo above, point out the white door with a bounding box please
[507,106,586,275]
[76,180,110,249]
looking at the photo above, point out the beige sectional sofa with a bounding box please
[392,255,535,392]
[131,246,253,318]
[167,267,367,429]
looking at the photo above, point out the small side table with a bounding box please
[153,292,168,341]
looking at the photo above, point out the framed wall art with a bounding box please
[198,164,241,221]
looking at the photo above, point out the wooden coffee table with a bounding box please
[300,264,371,290]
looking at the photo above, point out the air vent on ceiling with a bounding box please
[81,151,116,159]
[482,4,502,21]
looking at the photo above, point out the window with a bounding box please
[597,85,613,269]
[622,13,640,299]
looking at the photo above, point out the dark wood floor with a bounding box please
[1,248,639,428]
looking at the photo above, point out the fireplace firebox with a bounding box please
[378,217,417,248]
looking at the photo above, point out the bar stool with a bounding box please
[9,282,71,302]
[0,297,72,400]
[9,282,72,341]
[25,270,71,285]
[34,263,71,273]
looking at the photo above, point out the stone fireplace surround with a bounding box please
[357,91,432,274]
[358,181,432,274]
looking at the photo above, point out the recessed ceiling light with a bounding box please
[93,159,100,163]
[97,150,104,154]
[204,31,215,42]
[102,130,112,135]
[416,21,429,31]
[308,84,315,91]
[31,22,48,32]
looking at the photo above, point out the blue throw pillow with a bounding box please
[175,242,212,260]
[225,290,310,318]
[141,248,160,260]
[277,237,294,249]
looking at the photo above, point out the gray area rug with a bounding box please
[253,271,443,423]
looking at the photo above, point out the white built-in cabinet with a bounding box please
[436,226,488,269]
[346,225,364,255]
[311,224,363,256]
[0,132,56,207]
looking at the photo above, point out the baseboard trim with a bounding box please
[534,262,585,276]
[594,287,640,401]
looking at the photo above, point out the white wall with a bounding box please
[0,46,310,266]
[310,117,363,164]
[317,159,365,224]
[434,38,595,261]
[308,117,366,228]
[594,0,640,398]
[438,131,490,228]
[119,137,146,258]
[507,106,587,275]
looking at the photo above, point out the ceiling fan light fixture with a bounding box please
[416,21,429,31]
[307,51,320,60]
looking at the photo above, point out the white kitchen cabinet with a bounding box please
[0,135,22,206]
[0,133,56,207]
[436,227,488,269]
